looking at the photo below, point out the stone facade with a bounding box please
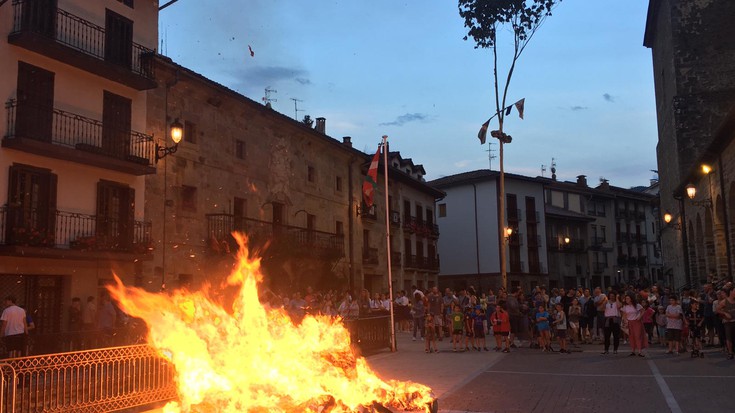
[144,57,441,296]
[645,0,735,287]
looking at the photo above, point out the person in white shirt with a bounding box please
[1,295,28,358]
[621,294,645,357]
[601,291,621,355]
[666,296,684,355]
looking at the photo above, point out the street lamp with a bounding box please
[685,184,712,208]
[156,119,183,163]
[662,211,681,230]
[701,164,713,175]
[564,236,570,244]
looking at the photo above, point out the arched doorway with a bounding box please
[696,214,706,286]
[704,207,717,283]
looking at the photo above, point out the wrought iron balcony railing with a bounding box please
[363,247,379,265]
[0,205,152,253]
[5,99,155,168]
[206,214,345,259]
[9,0,155,86]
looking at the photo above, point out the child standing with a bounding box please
[450,305,464,352]
[464,307,474,351]
[666,296,684,355]
[425,313,438,353]
[553,303,569,353]
[686,300,704,357]
[473,307,488,351]
[655,306,667,346]
[491,300,511,353]
[641,300,656,344]
[536,304,552,352]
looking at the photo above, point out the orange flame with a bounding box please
[109,233,433,412]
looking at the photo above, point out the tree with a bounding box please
[301,115,314,128]
[459,0,561,289]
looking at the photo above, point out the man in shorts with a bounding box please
[506,287,523,347]
[1,295,28,358]
[427,287,444,340]
[666,296,683,355]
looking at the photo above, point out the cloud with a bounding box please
[379,113,430,126]
[602,93,615,103]
[570,106,588,111]
[227,65,310,93]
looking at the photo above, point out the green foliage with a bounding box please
[458,0,560,49]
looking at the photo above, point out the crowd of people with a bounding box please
[267,280,735,358]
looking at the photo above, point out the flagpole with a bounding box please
[382,135,396,352]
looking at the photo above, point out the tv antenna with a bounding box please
[262,87,277,107]
[290,98,303,120]
[550,157,557,181]
[487,142,497,170]
[541,164,546,177]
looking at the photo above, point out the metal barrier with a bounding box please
[0,345,176,413]
[0,317,390,412]
[344,315,392,354]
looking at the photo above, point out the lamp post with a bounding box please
[156,119,183,163]
[158,119,184,290]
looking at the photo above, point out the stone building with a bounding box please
[644,0,735,287]
[145,56,442,295]
[542,175,662,289]
[431,170,549,292]
[0,0,157,335]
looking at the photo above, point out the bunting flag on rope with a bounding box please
[478,119,490,144]
[514,98,525,120]
[362,146,381,207]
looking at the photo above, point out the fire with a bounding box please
[109,233,433,412]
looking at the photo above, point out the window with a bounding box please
[118,0,134,7]
[335,221,344,235]
[105,10,133,69]
[102,91,132,157]
[16,62,54,141]
[235,140,245,159]
[336,176,342,191]
[181,185,197,212]
[234,197,246,231]
[7,164,57,246]
[439,204,447,218]
[307,166,315,183]
[97,180,134,249]
[184,121,196,144]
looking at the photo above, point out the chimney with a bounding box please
[315,117,326,134]
[342,136,352,147]
[576,175,587,187]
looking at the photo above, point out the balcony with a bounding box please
[206,214,345,259]
[527,234,542,248]
[362,247,379,265]
[638,256,648,267]
[508,232,524,247]
[358,203,377,221]
[0,206,152,260]
[526,210,541,223]
[390,251,401,266]
[592,262,607,273]
[389,210,401,227]
[402,216,437,237]
[424,255,440,272]
[507,208,522,222]
[617,254,628,266]
[4,100,155,175]
[635,211,646,222]
[8,1,156,90]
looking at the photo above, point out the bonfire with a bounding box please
[109,233,434,412]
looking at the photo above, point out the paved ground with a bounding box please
[365,332,735,413]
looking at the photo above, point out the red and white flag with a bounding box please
[362,146,381,207]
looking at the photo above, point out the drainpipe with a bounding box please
[347,156,355,292]
[718,156,732,280]
[679,197,691,288]
[473,183,481,289]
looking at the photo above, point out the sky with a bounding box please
[158,0,658,188]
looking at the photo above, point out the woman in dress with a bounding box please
[621,294,646,357]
